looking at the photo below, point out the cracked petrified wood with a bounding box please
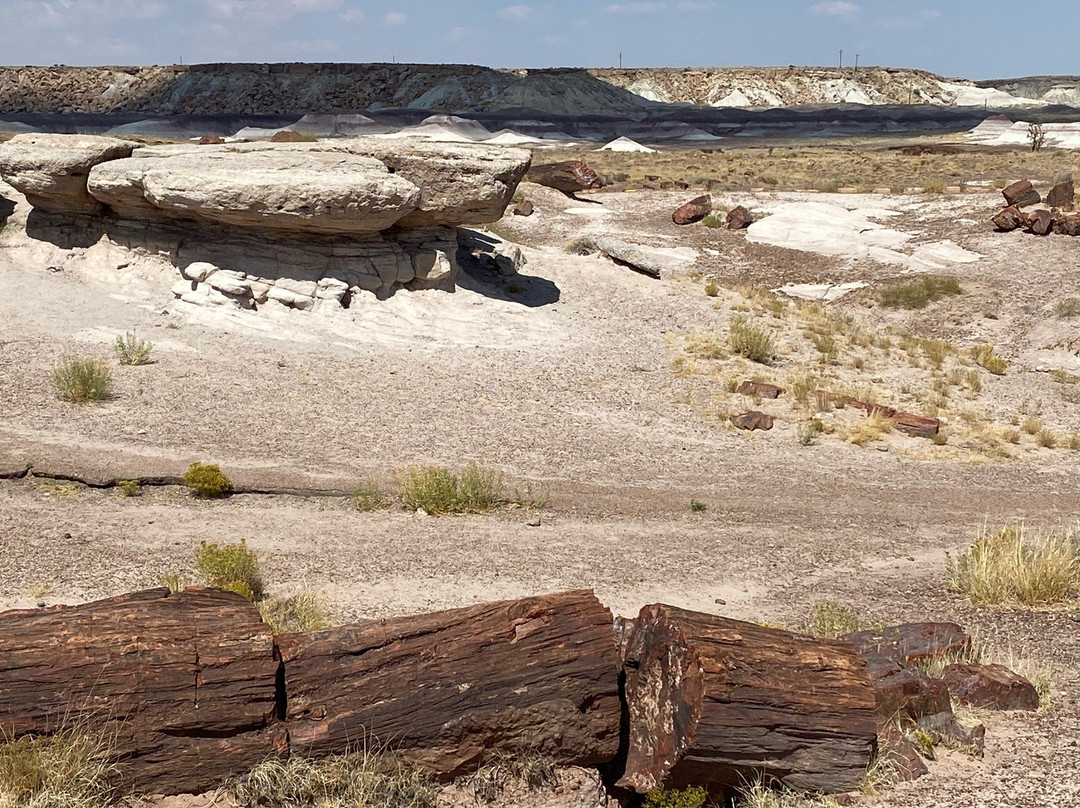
[276,589,621,777]
[0,587,283,795]
[617,605,878,796]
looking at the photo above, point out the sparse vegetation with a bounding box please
[52,356,113,403]
[736,779,843,808]
[259,589,329,634]
[395,463,505,515]
[116,479,142,497]
[353,478,388,511]
[0,726,117,808]
[970,345,1008,376]
[701,213,724,228]
[1027,122,1046,152]
[230,750,437,808]
[946,523,1080,607]
[465,752,558,804]
[644,785,709,808]
[690,499,707,512]
[113,331,153,366]
[195,539,265,602]
[728,316,775,364]
[878,275,962,309]
[704,281,720,297]
[1055,298,1080,318]
[801,601,868,639]
[798,420,822,446]
[848,411,893,446]
[183,461,232,499]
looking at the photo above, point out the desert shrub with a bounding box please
[353,478,388,512]
[849,411,894,446]
[511,482,549,510]
[259,589,329,634]
[1035,428,1057,449]
[466,752,558,804]
[231,751,437,808]
[736,778,844,807]
[702,213,724,228]
[395,463,504,515]
[970,344,1008,375]
[798,420,822,446]
[946,524,1080,607]
[690,499,707,512]
[564,235,598,255]
[704,281,720,297]
[878,275,962,309]
[1055,298,1080,318]
[810,332,838,363]
[921,178,947,194]
[116,479,142,498]
[728,316,775,364]
[801,601,867,639]
[183,462,232,499]
[196,539,265,602]
[644,786,708,808]
[52,356,113,403]
[1022,415,1043,435]
[114,331,153,366]
[159,572,190,593]
[0,726,116,808]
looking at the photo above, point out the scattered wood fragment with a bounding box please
[672,194,712,225]
[735,380,783,399]
[730,410,774,431]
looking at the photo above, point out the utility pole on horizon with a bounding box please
[854,53,859,75]
[619,52,622,69]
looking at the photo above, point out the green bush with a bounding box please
[196,540,265,602]
[52,356,113,403]
[704,281,720,297]
[728,316,775,364]
[114,331,153,365]
[394,463,505,515]
[879,275,962,309]
[690,499,707,513]
[116,479,142,497]
[644,786,708,808]
[184,462,232,499]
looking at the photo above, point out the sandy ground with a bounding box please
[1,177,1079,807]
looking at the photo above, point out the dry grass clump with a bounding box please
[395,463,505,515]
[683,331,727,360]
[1055,298,1080,318]
[801,601,868,639]
[728,316,776,364]
[464,752,558,804]
[878,275,962,309]
[0,726,117,808]
[946,523,1080,607]
[258,588,329,634]
[113,331,153,366]
[52,357,113,403]
[736,778,845,808]
[353,478,389,512]
[230,750,437,808]
[969,344,1007,375]
[848,411,894,447]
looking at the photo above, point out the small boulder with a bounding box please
[1045,172,1074,209]
[513,199,534,217]
[726,205,752,230]
[198,135,226,145]
[525,161,605,194]
[735,380,783,399]
[991,205,1026,231]
[1002,179,1041,208]
[672,194,712,225]
[730,411,774,431]
[270,130,308,142]
[1053,214,1080,236]
[941,663,1040,711]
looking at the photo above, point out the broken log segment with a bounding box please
[0,587,283,795]
[1002,180,1040,208]
[277,590,621,778]
[617,605,878,796]
[525,161,605,194]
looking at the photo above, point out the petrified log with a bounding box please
[672,195,712,225]
[730,410,774,431]
[277,590,621,777]
[726,205,752,230]
[0,588,282,795]
[892,412,941,439]
[1002,179,1040,208]
[198,135,226,145]
[736,380,783,399]
[942,663,1039,711]
[991,205,1026,231]
[1046,172,1074,209]
[1028,209,1053,235]
[525,161,605,194]
[1054,214,1080,236]
[843,622,970,664]
[859,651,952,721]
[589,236,665,278]
[617,605,878,795]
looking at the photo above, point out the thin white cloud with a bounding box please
[339,8,365,22]
[606,2,667,14]
[383,11,405,25]
[498,4,535,20]
[677,1,715,10]
[809,1,860,18]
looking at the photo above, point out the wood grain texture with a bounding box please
[277,589,621,777]
[617,604,878,795]
[0,587,283,794]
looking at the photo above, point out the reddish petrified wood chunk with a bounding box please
[726,205,752,229]
[892,412,941,438]
[942,663,1040,711]
[859,651,952,721]
[277,590,621,778]
[672,195,712,225]
[843,622,971,664]
[617,605,878,795]
[0,588,282,795]
[730,410,775,431]
[525,161,605,193]
[736,380,784,399]
[1045,173,1074,209]
[878,725,929,782]
[1002,179,1040,208]
[991,205,1026,231]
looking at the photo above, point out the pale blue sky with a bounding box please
[3,0,1077,79]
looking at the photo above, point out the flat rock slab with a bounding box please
[0,133,134,213]
[88,147,422,234]
[942,663,1040,711]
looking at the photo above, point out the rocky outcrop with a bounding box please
[0,134,531,307]
[0,133,135,213]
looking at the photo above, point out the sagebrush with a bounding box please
[52,357,113,403]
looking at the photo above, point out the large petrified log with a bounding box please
[277,590,621,777]
[617,605,878,796]
[672,195,712,225]
[525,161,606,195]
[0,588,283,795]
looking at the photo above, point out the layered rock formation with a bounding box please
[0,134,531,308]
